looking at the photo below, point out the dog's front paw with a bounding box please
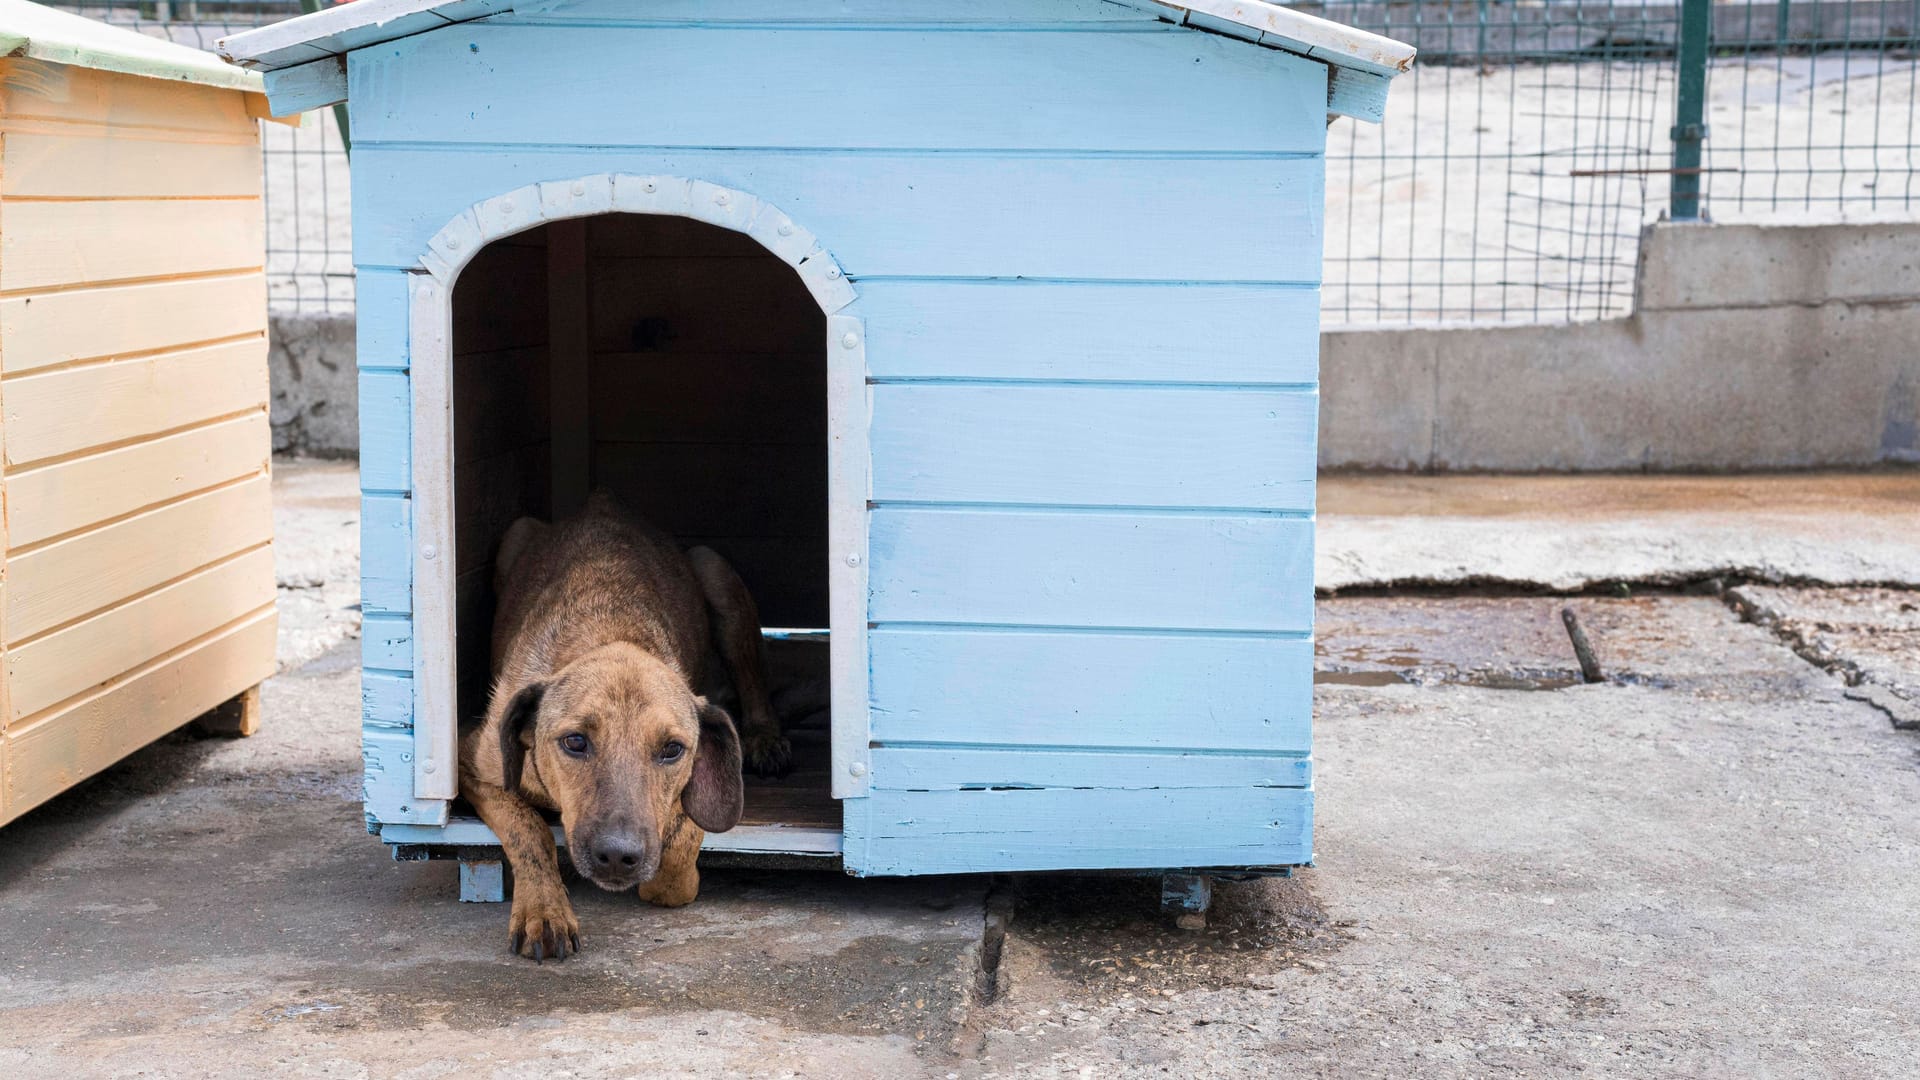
[508,889,580,962]
[741,729,793,777]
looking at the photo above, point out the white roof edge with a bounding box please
[219,0,509,69]
[1112,1,1415,77]
[223,0,1413,79]
[0,0,262,92]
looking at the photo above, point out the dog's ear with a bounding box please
[498,681,546,793]
[683,697,744,833]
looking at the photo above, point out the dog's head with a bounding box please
[496,642,743,890]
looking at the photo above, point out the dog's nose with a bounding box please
[590,833,646,871]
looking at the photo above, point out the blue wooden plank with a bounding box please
[868,508,1314,632]
[503,0,1155,24]
[361,493,412,616]
[363,670,412,730]
[354,270,411,371]
[354,25,1327,154]
[856,281,1321,384]
[262,57,346,116]
[871,384,1317,510]
[351,147,1324,283]
[869,747,1311,791]
[361,614,414,672]
[1328,66,1394,125]
[869,627,1310,751]
[843,786,1312,875]
[363,728,449,826]
[358,371,411,493]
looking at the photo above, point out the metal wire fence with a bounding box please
[46,1,1920,324]
[1313,0,1920,325]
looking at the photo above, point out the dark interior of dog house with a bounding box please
[451,214,838,833]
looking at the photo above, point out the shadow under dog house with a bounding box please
[222,0,1413,909]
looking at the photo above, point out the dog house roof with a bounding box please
[218,0,1416,122]
[0,0,264,92]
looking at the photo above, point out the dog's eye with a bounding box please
[559,733,591,756]
[656,740,686,765]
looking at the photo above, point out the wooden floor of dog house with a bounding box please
[739,723,838,832]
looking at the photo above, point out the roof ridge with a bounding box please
[219,0,1414,122]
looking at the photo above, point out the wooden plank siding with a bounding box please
[343,3,1328,870]
[353,147,1326,283]
[0,61,275,827]
[845,785,1313,875]
[3,610,276,823]
[348,25,1329,153]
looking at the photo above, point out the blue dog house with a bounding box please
[223,0,1412,904]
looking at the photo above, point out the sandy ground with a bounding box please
[2,463,1919,1076]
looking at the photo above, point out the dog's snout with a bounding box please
[591,832,646,871]
[570,822,659,889]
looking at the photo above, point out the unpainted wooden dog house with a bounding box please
[222,0,1413,910]
[0,2,280,827]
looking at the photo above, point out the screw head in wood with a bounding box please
[422,761,437,774]
[826,266,843,280]
[571,182,586,196]
[846,552,861,567]
[422,544,438,561]
[850,762,867,778]
[841,332,859,349]
[777,223,794,237]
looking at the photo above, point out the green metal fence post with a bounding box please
[1670,0,1712,219]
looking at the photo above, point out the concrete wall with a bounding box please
[1319,221,1920,470]
[268,312,356,457]
[269,220,1920,470]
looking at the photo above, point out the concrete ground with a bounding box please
[3,465,1919,1077]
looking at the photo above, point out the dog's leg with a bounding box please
[686,545,790,777]
[636,818,704,908]
[466,779,580,961]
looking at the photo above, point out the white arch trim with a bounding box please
[405,174,871,812]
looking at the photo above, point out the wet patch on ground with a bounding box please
[1315,594,1819,695]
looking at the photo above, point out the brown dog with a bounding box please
[458,492,786,961]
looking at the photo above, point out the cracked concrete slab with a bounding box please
[971,602,1920,1076]
[1319,472,1920,592]
[0,645,984,1078]
[1730,584,1920,728]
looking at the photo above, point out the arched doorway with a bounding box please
[445,210,837,836]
